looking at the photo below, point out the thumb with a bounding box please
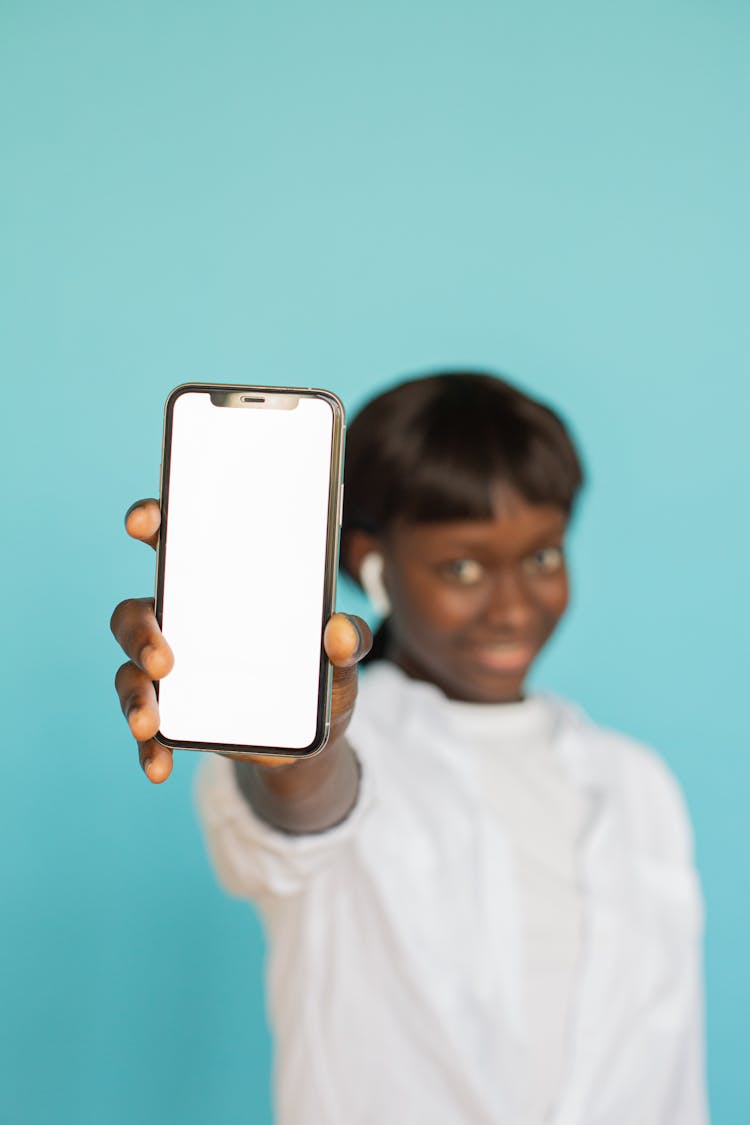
[324,614,372,669]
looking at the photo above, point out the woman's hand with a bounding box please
[111,498,372,784]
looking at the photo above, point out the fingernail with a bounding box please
[143,757,154,780]
[349,617,363,648]
[140,644,156,670]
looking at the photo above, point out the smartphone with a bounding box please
[153,383,345,758]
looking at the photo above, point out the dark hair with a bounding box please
[341,370,586,662]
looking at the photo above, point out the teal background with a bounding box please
[1,1,747,1122]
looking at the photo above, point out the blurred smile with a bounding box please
[462,640,538,674]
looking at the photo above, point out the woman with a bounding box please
[111,371,707,1124]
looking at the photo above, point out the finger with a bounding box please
[115,661,161,742]
[138,738,173,784]
[110,597,174,678]
[324,614,372,669]
[324,615,372,743]
[219,750,294,769]
[125,498,161,550]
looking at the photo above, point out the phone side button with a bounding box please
[337,484,344,527]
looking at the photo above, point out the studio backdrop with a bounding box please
[1,1,746,1122]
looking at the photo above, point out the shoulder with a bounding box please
[553,698,697,865]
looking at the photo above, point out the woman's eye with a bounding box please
[524,547,564,574]
[438,559,484,585]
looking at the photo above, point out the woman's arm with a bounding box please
[232,736,360,834]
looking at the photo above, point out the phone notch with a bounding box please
[210,390,300,411]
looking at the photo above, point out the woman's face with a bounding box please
[350,488,571,703]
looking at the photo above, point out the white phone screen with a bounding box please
[156,388,338,752]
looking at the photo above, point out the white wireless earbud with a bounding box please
[359,551,392,617]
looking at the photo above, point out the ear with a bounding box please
[341,529,383,586]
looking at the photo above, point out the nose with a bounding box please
[482,567,536,633]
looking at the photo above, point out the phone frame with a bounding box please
[153,382,346,759]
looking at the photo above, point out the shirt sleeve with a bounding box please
[193,751,375,900]
[668,955,710,1124]
[621,737,710,1121]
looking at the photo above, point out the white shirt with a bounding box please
[195,661,708,1125]
[445,693,587,1124]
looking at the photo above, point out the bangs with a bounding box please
[393,393,580,523]
[343,371,585,541]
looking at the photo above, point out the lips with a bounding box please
[463,639,538,673]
